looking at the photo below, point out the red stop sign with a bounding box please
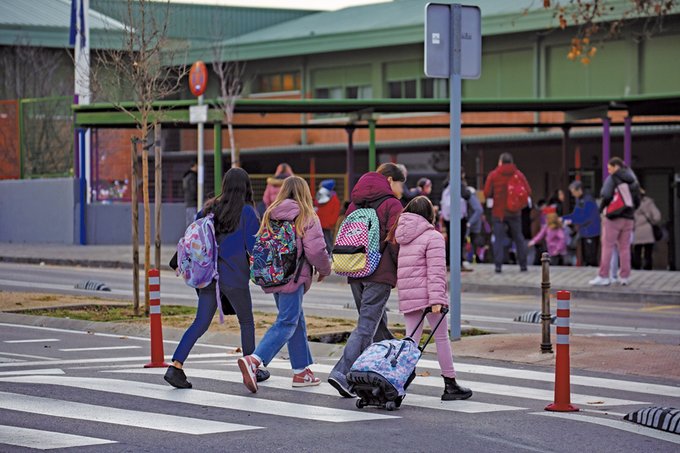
[189,61,208,97]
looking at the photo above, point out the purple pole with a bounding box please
[602,118,610,183]
[624,116,632,166]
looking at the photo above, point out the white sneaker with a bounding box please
[617,277,630,286]
[588,276,611,286]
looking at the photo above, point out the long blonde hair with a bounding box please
[258,176,316,238]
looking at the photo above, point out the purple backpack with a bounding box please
[176,213,224,323]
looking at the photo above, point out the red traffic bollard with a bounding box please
[545,290,579,412]
[144,269,170,368]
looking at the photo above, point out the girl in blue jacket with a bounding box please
[165,167,269,388]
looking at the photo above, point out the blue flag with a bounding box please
[69,0,86,49]
[69,0,77,46]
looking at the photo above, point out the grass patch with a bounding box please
[22,304,196,322]
[17,302,492,342]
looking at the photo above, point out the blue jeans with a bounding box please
[492,215,527,270]
[253,285,313,370]
[172,281,255,364]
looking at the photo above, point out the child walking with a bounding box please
[392,196,472,401]
[528,209,567,266]
[238,176,331,393]
[165,167,268,389]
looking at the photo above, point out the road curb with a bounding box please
[5,255,676,304]
[461,283,679,304]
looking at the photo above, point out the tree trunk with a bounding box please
[142,130,151,317]
[131,139,140,316]
[227,108,238,168]
[154,123,162,272]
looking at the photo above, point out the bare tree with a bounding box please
[91,0,188,315]
[211,39,246,168]
[541,0,677,64]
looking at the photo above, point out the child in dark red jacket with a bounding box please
[328,163,405,398]
[314,179,341,254]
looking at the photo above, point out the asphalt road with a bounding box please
[1,263,679,344]
[0,322,679,452]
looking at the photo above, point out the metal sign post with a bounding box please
[425,3,481,340]
[197,95,205,208]
[189,61,208,209]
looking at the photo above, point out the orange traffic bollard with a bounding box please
[545,290,579,412]
[144,269,171,368]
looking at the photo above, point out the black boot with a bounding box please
[164,365,192,389]
[441,376,472,401]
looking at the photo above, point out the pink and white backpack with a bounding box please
[176,213,224,322]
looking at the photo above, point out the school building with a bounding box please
[1,0,679,268]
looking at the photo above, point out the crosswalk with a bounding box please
[1,356,680,450]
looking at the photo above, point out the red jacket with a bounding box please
[483,163,531,220]
[345,172,403,288]
[315,193,341,230]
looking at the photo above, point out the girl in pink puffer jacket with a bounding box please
[392,196,472,401]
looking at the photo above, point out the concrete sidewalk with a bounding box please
[1,242,678,303]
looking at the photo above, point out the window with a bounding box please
[314,87,342,99]
[388,80,417,99]
[255,71,301,93]
[345,85,372,99]
[421,79,448,98]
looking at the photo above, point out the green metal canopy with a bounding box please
[72,93,680,128]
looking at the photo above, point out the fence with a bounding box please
[0,100,20,180]
[0,96,73,180]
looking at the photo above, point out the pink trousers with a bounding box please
[403,310,456,378]
[599,217,634,279]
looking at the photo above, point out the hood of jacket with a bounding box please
[269,199,299,221]
[498,163,518,177]
[395,212,434,245]
[614,167,637,185]
[350,172,394,205]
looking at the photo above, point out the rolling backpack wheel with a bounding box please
[385,401,396,411]
[356,399,366,409]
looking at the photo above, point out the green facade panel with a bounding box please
[547,39,636,98]
[642,34,680,94]
[463,49,532,99]
[546,44,589,97]
[589,40,634,97]
[311,65,372,88]
[385,60,420,80]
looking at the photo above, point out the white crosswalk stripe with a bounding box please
[0,375,398,423]
[113,367,525,414]
[264,361,649,407]
[417,359,680,398]
[0,391,262,435]
[0,357,677,449]
[0,424,115,450]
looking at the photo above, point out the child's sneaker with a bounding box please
[292,368,321,387]
[237,355,260,393]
